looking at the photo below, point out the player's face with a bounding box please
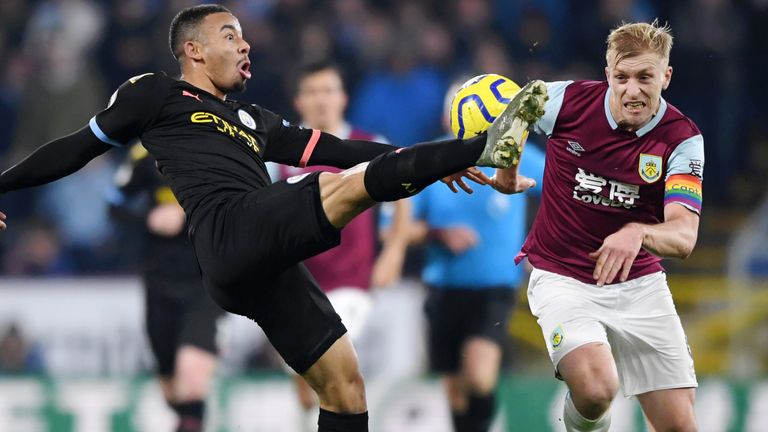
[198,12,251,94]
[606,51,672,132]
[294,69,347,131]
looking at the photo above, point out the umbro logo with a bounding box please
[182,90,201,102]
[566,140,585,156]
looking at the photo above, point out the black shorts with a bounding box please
[144,275,224,377]
[424,286,516,373]
[191,172,346,373]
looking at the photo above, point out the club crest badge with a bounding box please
[639,154,662,183]
[550,325,565,350]
[238,109,256,129]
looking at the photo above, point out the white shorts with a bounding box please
[326,287,373,342]
[527,268,697,397]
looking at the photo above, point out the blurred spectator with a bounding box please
[2,219,72,276]
[37,155,119,273]
[0,323,46,374]
[668,0,747,200]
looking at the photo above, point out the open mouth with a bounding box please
[624,101,645,110]
[238,60,251,79]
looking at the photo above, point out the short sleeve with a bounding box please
[89,73,168,147]
[664,134,704,214]
[258,106,313,147]
[666,134,704,180]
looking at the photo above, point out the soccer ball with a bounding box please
[450,74,522,139]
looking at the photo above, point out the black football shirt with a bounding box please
[90,72,314,225]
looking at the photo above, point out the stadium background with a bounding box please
[0,0,766,430]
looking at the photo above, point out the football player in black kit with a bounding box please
[109,143,223,432]
[0,4,545,431]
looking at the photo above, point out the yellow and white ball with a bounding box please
[450,74,522,139]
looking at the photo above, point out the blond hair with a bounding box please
[606,20,673,67]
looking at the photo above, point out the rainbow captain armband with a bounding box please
[664,174,702,214]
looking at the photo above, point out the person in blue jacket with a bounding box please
[398,80,545,432]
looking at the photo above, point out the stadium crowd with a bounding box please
[0,0,764,276]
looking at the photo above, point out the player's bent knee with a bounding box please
[579,382,616,409]
[318,170,375,229]
[317,370,367,413]
[570,370,618,406]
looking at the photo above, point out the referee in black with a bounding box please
[109,143,223,432]
[0,4,541,431]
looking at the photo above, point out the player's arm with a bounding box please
[0,73,165,231]
[590,135,704,286]
[371,199,415,287]
[260,111,489,192]
[629,203,699,258]
[261,119,395,168]
[0,127,112,194]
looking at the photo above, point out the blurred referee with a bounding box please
[109,143,223,432]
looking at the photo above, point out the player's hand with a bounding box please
[490,166,536,194]
[433,226,478,255]
[589,223,645,286]
[441,167,492,194]
[147,204,186,237]
[0,211,6,231]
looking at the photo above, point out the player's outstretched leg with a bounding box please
[301,334,368,432]
[317,80,547,228]
[362,80,547,202]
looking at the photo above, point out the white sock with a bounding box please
[563,392,611,432]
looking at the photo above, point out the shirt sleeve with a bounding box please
[532,81,572,137]
[259,106,394,167]
[89,73,167,147]
[259,106,318,165]
[664,134,705,214]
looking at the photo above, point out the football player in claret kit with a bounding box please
[492,21,704,432]
[0,4,547,431]
[277,60,387,430]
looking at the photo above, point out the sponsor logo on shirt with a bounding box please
[688,159,703,179]
[638,154,662,183]
[190,111,259,154]
[572,168,640,209]
[182,90,201,102]
[566,140,585,156]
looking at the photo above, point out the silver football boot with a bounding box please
[476,80,548,168]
